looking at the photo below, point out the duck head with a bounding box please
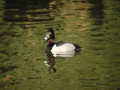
[44,28,55,41]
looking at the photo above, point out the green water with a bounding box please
[0,0,120,90]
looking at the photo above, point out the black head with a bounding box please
[44,28,55,40]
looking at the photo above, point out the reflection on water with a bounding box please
[88,0,104,25]
[88,0,105,56]
[4,0,50,9]
[0,0,120,90]
[2,0,55,28]
[88,0,120,89]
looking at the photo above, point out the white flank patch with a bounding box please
[51,43,76,57]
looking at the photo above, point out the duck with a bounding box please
[44,28,83,57]
[44,28,83,73]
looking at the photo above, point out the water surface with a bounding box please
[0,0,120,90]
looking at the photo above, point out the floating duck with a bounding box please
[44,28,83,73]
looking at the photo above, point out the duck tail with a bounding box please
[74,44,84,52]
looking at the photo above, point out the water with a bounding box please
[0,0,120,90]
[2,0,53,28]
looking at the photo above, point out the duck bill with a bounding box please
[44,36,49,40]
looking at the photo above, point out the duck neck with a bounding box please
[48,39,54,44]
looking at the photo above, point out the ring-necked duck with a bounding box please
[44,28,83,73]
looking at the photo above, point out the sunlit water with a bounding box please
[0,0,120,90]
